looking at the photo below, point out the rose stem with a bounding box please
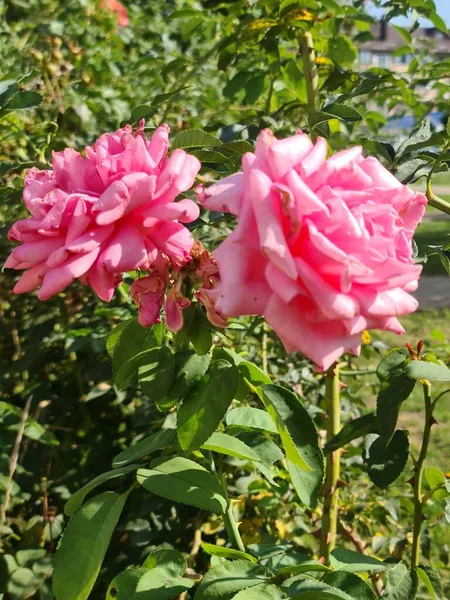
[411,380,433,568]
[320,363,341,563]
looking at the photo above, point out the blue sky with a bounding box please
[369,0,450,26]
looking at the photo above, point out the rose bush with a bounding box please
[5,122,200,310]
[197,129,427,369]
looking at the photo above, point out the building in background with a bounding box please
[359,21,450,72]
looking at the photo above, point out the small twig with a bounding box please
[0,397,32,547]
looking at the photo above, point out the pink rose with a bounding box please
[5,122,201,303]
[197,129,427,370]
[100,0,129,27]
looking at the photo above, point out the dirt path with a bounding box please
[413,275,450,310]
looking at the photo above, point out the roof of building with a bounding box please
[361,22,450,54]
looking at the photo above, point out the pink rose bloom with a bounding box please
[100,0,129,27]
[5,122,200,303]
[197,129,427,370]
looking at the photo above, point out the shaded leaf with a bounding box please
[324,414,378,454]
[112,428,177,468]
[65,465,137,517]
[194,559,269,600]
[259,385,324,507]
[364,431,410,489]
[53,491,129,600]
[138,346,175,406]
[177,360,239,451]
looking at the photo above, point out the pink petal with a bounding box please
[146,124,170,167]
[265,295,361,370]
[295,256,358,320]
[164,288,184,331]
[268,132,313,179]
[247,168,297,280]
[12,263,49,294]
[38,248,100,300]
[196,173,244,216]
[149,221,193,266]
[98,222,148,272]
[141,199,199,225]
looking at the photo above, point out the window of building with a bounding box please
[393,53,411,65]
[359,51,372,64]
[376,53,391,68]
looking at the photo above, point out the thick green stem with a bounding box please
[299,31,320,115]
[222,506,246,553]
[320,364,341,563]
[411,381,433,568]
[205,451,246,553]
[426,179,450,216]
[427,194,450,217]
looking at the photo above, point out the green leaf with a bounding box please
[142,549,187,576]
[259,385,324,507]
[329,548,388,573]
[221,141,254,154]
[4,91,42,111]
[7,567,41,599]
[137,456,227,513]
[177,360,239,451]
[194,559,269,600]
[376,349,415,441]
[106,567,146,600]
[323,572,376,600]
[424,467,450,500]
[65,465,137,517]
[176,304,213,355]
[239,361,272,387]
[201,543,257,563]
[237,433,284,485]
[138,346,174,406]
[226,407,278,434]
[165,350,211,407]
[0,80,18,109]
[171,129,221,150]
[406,361,450,382]
[384,562,418,600]
[112,429,177,468]
[129,104,158,122]
[429,12,448,34]
[233,583,286,599]
[53,491,129,600]
[397,120,433,157]
[271,554,330,576]
[135,568,193,598]
[152,85,190,105]
[364,431,410,489]
[324,414,378,454]
[322,104,363,122]
[244,73,266,105]
[416,566,444,600]
[15,548,46,568]
[112,320,165,390]
[202,432,262,462]
[288,580,354,600]
[328,35,358,65]
[106,319,133,357]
